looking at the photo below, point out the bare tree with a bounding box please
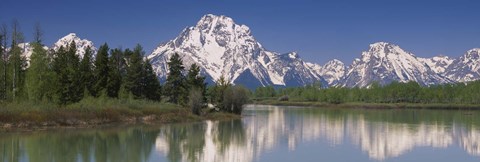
[33,22,43,44]
[11,19,24,100]
[0,23,7,100]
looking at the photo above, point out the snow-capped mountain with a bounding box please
[52,33,97,58]
[419,55,454,74]
[148,14,326,88]
[319,59,345,86]
[341,42,452,87]
[444,48,480,83]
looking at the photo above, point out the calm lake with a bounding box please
[1,104,480,162]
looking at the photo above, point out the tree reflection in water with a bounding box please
[2,105,480,162]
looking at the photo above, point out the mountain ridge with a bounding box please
[13,14,480,88]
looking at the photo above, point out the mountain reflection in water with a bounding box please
[1,105,480,162]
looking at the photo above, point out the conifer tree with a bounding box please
[143,59,161,101]
[164,53,187,104]
[186,63,206,101]
[106,48,124,98]
[124,45,145,99]
[79,46,94,97]
[52,41,82,104]
[93,43,109,96]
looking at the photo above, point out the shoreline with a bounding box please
[0,112,240,132]
[254,100,480,110]
[0,100,240,131]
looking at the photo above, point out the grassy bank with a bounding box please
[0,97,239,130]
[254,100,480,110]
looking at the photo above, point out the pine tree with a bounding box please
[52,41,82,104]
[106,48,124,98]
[164,53,187,104]
[143,59,161,101]
[186,63,206,101]
[124,45,145,99]
[93,43,109,96]
[79,46,94,97]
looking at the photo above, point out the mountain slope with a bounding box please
[419,55,454,74]
[148,14,325,88]
[444,48,480,82]
[341,42,452,87]
[319,59,345,86]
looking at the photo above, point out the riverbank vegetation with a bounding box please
[0,23,248,128]
[253,81,480,109]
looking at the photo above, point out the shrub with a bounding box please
[188,88,204,115]
[222,86,249,114]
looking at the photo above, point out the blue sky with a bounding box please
[1,0,479,64]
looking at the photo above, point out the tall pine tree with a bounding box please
[93,43,109,97]
[79,46,94,97]
[143,59,161,101]
[106,48,123,98]
[164,53,187,104]
[186,63,206,101]
[52,41,82,104]
[124,45,145,99]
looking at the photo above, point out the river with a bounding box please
[1,104,479,162]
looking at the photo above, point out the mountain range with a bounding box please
[15,14,480,88]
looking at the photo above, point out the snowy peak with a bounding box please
[52,33,97,58]
[342,42,451,87]
[445,48,480,82]
[419,55,454,74]
[320,59,346,86]
[364,42,414,60]
[148,14,326,88]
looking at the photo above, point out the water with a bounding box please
[1,105,480,162]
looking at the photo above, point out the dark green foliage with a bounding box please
[143,59,161,101]
[164,53,187,104]
[93,43,109,96]
[79,46,94,97]
[124,45,146,99]
[52,42,82,104]
[187,64,206,102]
[106,48,123,98]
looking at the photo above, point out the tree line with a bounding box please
[254,81,480,104]
[0,21,248,115]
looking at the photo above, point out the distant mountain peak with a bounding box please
[342,43,451,87]
[148,14,326,88]
[52,33,97,58]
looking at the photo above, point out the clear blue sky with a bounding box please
[1,0,479,64]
